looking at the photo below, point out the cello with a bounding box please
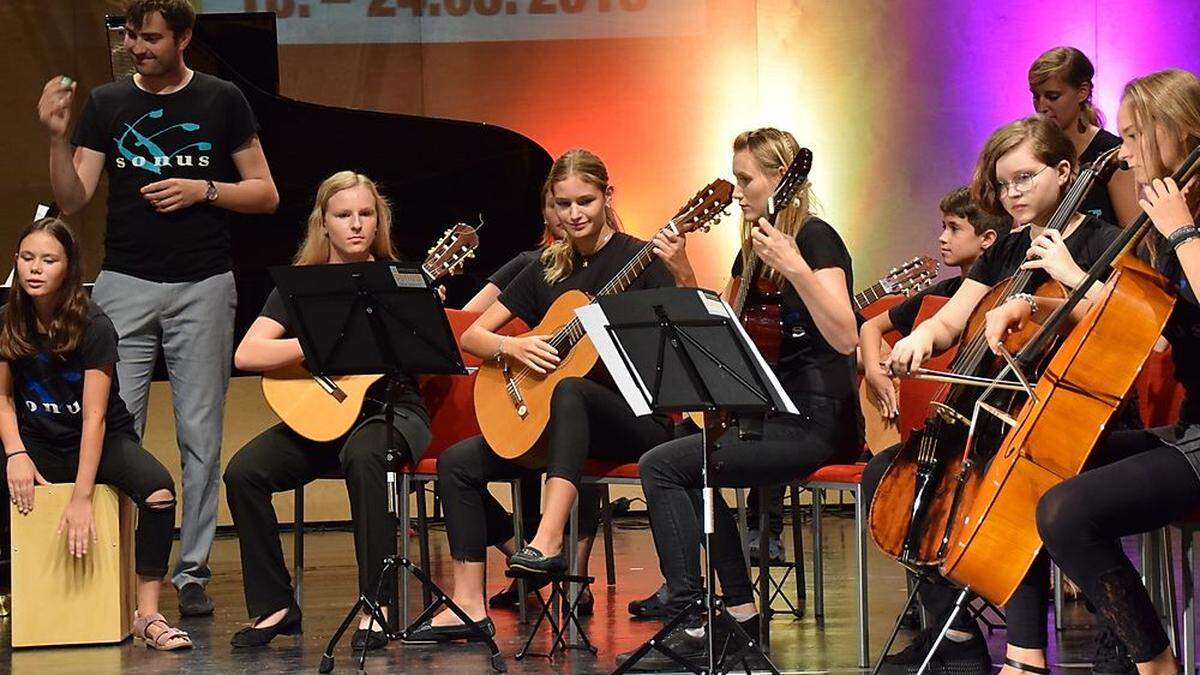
[868,147,1125,567]
[938,144,1200,606]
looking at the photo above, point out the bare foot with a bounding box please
[358,607,388,631]
[253,607,289,629]
[431,603,487,627]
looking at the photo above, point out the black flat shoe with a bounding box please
[507,545,567,575]
[615,624,707,671]
[178,582,215,617]
[629,583,669,619]
[401,617,496,644]
[351,628,389,651]
[488,578,551,609]
[230,605,303,648]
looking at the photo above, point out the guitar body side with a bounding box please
[260,363,382,442]
[474,290,599,468]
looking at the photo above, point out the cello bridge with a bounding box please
[930,402,970,426]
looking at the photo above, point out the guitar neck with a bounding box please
[852,281,889,313]
[551,231,663,346]
[596,233,662,298]
[731,251,760,317]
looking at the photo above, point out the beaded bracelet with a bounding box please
[1011,293,1039,315]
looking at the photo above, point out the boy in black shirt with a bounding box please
[859,187,1004,421]
[36,0,279,616]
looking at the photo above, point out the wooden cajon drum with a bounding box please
[10,484,135,647]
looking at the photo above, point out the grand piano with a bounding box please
[105,11,553,340]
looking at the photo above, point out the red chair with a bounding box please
[805,462,869,668]
[1133,344,1194,669]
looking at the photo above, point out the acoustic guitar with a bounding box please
[724,148,814,364]
[854,256,940,453]
[474,179,735,467]
[260,223,480,442]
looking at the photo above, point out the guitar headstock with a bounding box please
[667,179,735,235]
[880,255,939,297]
[768,147,814,220]
[423,223,479,281]
[1090,145,1124,183]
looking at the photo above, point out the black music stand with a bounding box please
[577,287,790,675]
[267,262,495,673]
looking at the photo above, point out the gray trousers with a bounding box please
[92,270,236,589]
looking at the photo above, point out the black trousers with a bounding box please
[861,442,1050,648]
[1038,428,1200,662]
[1,429,175,578]
[746,485,785,536]
[640,394,853,618]
[439,377,672,563]
[223,415,427,618]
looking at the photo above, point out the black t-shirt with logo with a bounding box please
[887,276,965,337]
[966,215,1120,289]
[259,289,429,424]
[72,72,259,282]
[499,233,676,328]
[730,218,857,400]
[5,301,136,449]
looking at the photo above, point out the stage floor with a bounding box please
[3,508,1114,674]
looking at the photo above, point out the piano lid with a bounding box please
[106,12,552,339]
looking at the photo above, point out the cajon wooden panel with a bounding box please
[10,484,135,647]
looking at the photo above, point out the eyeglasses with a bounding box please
[996,165,1049,197]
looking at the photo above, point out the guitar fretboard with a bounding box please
[550,225,676,353]
[852,282,890,313]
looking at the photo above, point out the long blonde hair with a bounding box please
[293,171,396,265]
[1122,69,1200,265]
[539,149,621,284]
[969,115,1077,217]
[734,128,814,286]
[1029,46,1103,132]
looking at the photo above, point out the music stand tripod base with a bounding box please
[506,568,596,661]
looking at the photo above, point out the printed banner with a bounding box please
[202,0,707,43]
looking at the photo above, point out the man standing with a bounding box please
[36,0,278,615]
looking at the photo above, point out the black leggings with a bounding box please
[861,443,1050,648]
[439,377,672,563]
[641,394,853,617]
[1038,428,1200,662]
[224,416,427,618]
[2,430,175,578]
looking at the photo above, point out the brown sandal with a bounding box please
[133,612,193,651]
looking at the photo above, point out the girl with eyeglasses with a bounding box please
[874,115,1122,675]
